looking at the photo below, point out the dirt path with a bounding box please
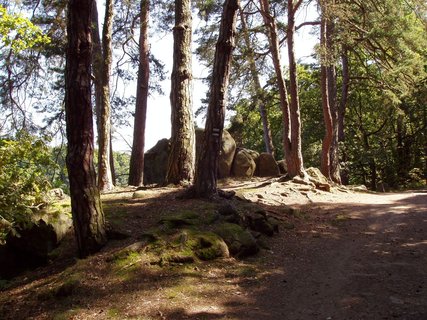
[1,188,426,320]
[236,191,427,320]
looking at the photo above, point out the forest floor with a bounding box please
[0,178,426,320]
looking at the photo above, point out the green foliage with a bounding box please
[0,5,50,52]
[0,132,57,242]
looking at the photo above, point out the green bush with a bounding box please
[0,132,57,242]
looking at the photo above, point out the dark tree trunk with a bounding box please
[239,5,274,156]
[259,0,292,170]
[128,0,150,186]
[193,0,240,198]
[65,0,107,258]
[97,0,114,191]
[166,0,195,185]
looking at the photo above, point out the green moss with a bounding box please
[106,308,121,318]
[159,210,200,228]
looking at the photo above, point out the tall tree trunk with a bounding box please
[339,47,349,184]
[328,64,341,183]
[128,0,150,186]
[65,0,107,258]
[325,11,341,184]
[239,5,274,156]
[286,0,305,177]
[320,1,333,180]
[97,0,114,191]
[259,0,292,171]
[166,0,195,185]
[193,0,240,198]
[91,1,102,139]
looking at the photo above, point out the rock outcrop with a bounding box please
[257,152,280,177]
[232,148,258,178]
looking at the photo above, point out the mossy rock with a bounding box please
[213,223,259,258]
[159,211,200,228]
[193,233,229,261]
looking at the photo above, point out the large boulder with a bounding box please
[195,128,236,178]
[213,223,259,258]
[1,209,72,279]
[232,148,258,178]
[144,138,170,185]
[257,152,280,177]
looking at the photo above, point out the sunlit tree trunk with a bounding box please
[239,5,274,156]
[97,0,114,191]
[339,48,349,184]
[128,0,150,186]
[320,1,333,180]
[193,0,240,197]
[65,0,107,258]
[259,0,292,171]
[286,0,305,177]
[166,0,195,185]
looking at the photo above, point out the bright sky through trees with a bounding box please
[109,4,319,152]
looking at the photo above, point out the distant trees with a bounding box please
[65,0,106,257]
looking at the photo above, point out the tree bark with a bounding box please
[239,5,274,156]
[286,0,305,177]
[97,0,114,191]
[65,0,107,258]
[320,1,333,180]
[339,47,349,184]
[128,0,150,186]
[193,0,239,197]
[259,0,292,171]
[166,0,195,185]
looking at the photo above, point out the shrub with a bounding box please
[0,132,57,242]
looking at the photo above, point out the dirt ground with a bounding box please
[0,180,426,320]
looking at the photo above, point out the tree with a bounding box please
[319,0,333,180]
[128,0,150,186]
[92,0,115,192]
[65,0,107,257]
[166,0,195,185]
[259,0,305,178]
[286,0,305,177]
[238,4,275,156]
[193,0,240,197]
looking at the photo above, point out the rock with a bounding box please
[195,128,236,178]
[194,233,230,261]
[306,167,329,185]
[277,160,287,174]
[218,203,239,216]
[143,138,170,185]
[306,167,332,192]
[232,148,258,178]
[257,153,280,177]
[218,203,242,224]
[245,211,278,237]
[1,209,73,278]
[159,211,199,228]
[213,223,259,257]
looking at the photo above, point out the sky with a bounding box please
[110,4,320,152]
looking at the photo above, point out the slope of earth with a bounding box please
[0,180,426,320]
